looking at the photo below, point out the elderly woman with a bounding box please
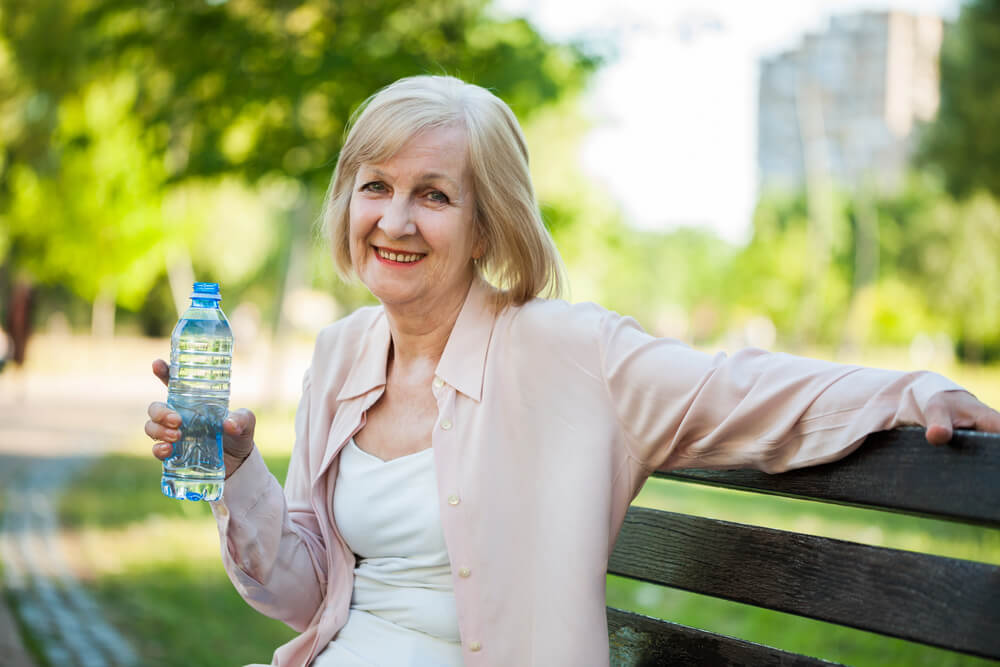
[146,75,1000,667]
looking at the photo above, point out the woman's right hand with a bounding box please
[145,359,256,478]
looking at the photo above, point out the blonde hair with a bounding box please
[321,75,564,308]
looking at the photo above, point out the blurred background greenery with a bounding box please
[1,0,999,665]
[1,0,998,360]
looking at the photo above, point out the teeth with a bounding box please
[378,248,422,263]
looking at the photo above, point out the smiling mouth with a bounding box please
[375,246,426,264]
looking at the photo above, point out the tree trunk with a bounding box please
[166,245,196,318]
[265,193,311,407]
[795,80,834,349]
[91,281,116,338]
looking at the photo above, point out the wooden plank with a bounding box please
[609,506,1000,659]
[658,428,1000,526]
[607,607,840,666]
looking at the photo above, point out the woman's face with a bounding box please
[349,124,481,314]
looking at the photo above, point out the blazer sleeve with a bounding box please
[598,310,967,473]
[209,369,329,632]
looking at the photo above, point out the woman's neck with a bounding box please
[383,278,473,370]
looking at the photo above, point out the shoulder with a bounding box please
[500,297,660,369]
[500,297,633,357]
[507,297,627,336]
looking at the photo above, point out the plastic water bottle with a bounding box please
[162,282,233,502]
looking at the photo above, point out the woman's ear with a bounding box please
[472,235,486,261]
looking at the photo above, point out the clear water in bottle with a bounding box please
[163,282,233,502]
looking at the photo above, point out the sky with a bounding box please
[494,0,962,243]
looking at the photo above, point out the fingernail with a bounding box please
[166,429,180,441]
[167,416,181,428]
[226,418,240,434]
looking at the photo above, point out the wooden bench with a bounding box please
[607,427,1000,665]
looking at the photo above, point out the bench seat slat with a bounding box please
[609,506,1000,659]
[607,607,841,666]
[657,428,1000,526]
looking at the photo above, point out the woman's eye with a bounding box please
[428,190,450,204]
[361,181,386,193]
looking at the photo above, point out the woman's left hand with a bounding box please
[923,391,1000,445]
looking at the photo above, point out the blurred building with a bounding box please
[757,11,943,192]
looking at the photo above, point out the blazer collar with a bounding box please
[335,278,497,403]
[335,310,391,402]
[435,277,496,402]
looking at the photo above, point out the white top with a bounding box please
[313,440,462,667]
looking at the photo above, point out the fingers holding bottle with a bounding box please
[152,358,170,387]
[147,393,256,477]
[223,408,256,477]
[147,401,181,461]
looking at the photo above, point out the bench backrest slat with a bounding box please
[656,428,1000,526]
[609,506,1000,658]
[607,607,841,666]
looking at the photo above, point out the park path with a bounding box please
[0,332,310,665]
[0,335,157,667]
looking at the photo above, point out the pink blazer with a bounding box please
[211,278,963,666]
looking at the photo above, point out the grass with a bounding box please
[58,451,298,666]
[93,560,296,666]
[46,359,1000,666]
[54,404,299,667]
[4,590,52,667]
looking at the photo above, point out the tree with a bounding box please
[915,0,1000,199]
[0,0,598,331]
[732,177,1000,360]
[1,75,170,333]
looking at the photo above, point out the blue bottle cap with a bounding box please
[191,282,221,300]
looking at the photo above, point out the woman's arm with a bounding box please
[208,369,329,632]
[597,311,1000,473]
[147,360,330,631]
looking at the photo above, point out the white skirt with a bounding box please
[311,609,463,667]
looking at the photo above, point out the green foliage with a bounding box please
[0,0,598,318]
[517,98,737,338]
[517,93,999,358]
[726,193,851,346]
[726,177,1000,358]
[2,75,169,308]
[0,0,597,189]
[916,0,1000,199]
[545,192,735,339]
[2,0,997,362]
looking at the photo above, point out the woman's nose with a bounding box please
[377,198,417,238]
